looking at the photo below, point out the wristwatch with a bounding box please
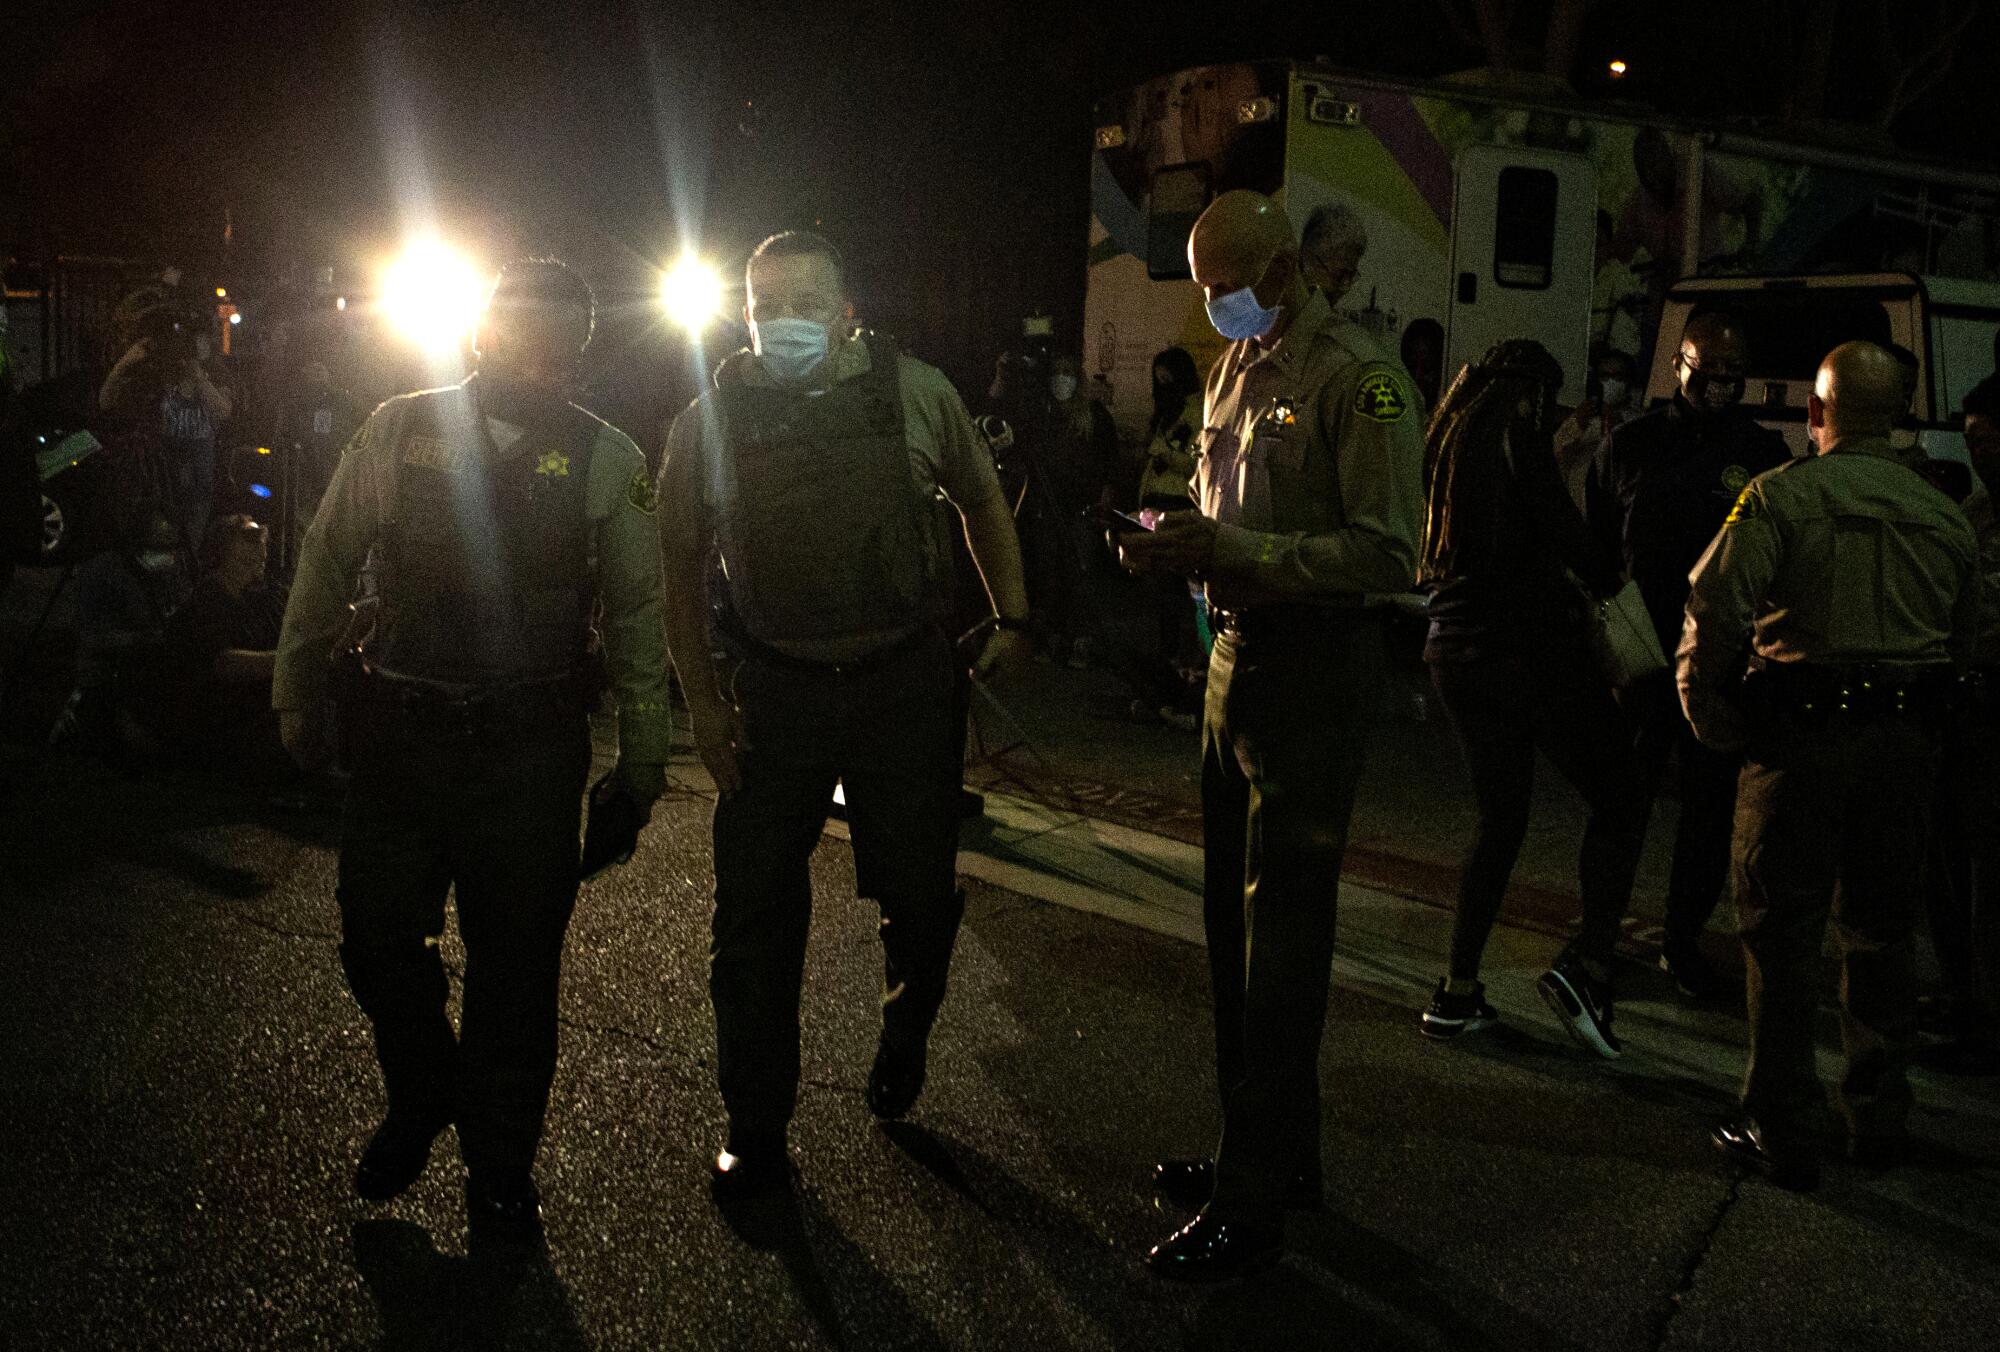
[993,614,1032,633]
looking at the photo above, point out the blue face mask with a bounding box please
[753,317,831,385]
[1205,280,1283,343]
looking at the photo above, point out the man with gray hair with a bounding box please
[1300,200,1368,308]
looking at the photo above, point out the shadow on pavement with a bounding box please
[710,1182,952,1351]
[350,1218,587,1351]
[877,1120,999,1217]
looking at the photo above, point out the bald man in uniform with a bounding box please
[1585,311,1789,1001]
[1681,341,1979,1190]
[1119,190,1423,1278]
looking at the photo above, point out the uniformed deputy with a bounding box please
[656,230,1030,1201]
[1680,341,1979,1190]
[275,257,671,1249]
[1585,311,1790,1001]
[1117,191,1424,1279]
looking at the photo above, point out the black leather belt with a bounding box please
[727,620,939,677]
[1212,602,1379,639]
[356,665,586,729]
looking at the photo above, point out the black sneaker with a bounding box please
[1658,940,1729,1002]
[1420,980,1498,1041]
[1537,953,1622,1058]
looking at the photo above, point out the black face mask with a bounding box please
[1680,364,1744,413]
[477,370,573,427]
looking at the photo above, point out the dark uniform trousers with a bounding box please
[337,699,591,1178]
[1202,610,1384,1221]
[1734,708,1940,1141]
[710,628,963,1154]
[1926,678,2000,1041]
[1632,671,1742,944]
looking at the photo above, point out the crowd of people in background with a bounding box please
[17,266,363,790]
[7,200,1997,1275]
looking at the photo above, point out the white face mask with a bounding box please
[1050,375,1078,402]
[1599,378,1629,409]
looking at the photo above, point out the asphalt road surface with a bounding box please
[3,736,1997,1352]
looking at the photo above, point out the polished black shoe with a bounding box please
[710,1147,795,1203]
[1845,1134,1909,1173]
[866,1030,929,1120]
[354,1110,451,1202]
[465,1172,544,1257]
[1711,1117,1819,1191]
[1145,1209,1283,1282]
[1151,1159,1322,1213]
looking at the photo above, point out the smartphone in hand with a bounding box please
[1084,504,1159,533]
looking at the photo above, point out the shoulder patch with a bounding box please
[1354,370,1408,424]
[626,469,658,515]
[1724,483,1762,525]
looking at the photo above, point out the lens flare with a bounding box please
[659,255,724,332]
[381,241,486,352]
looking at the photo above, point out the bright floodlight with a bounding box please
[660,256,724,332]
[381,241,487,352]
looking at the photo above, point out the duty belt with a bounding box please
[1747,660,1956,728]
[353,663,587,732]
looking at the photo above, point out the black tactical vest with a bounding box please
[370,384,597,686]
[712,336,946,647]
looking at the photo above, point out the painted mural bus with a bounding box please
[1085,61,2000,458]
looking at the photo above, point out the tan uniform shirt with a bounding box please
[1677,435,1979,748]
[657,333,1003,665]
[1193,288,1424,612]
[274,386,674,765]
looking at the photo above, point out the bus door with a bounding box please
[1445,146,1597,405]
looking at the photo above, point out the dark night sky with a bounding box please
[6,1,1999,400]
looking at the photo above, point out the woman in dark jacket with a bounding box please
[1418,340,1649,1058]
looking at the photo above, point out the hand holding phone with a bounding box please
[1084,504,1157,533]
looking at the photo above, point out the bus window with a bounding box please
[1494,167,1558,290]
[1148,162,1211,281]
[1679,290,1896,382]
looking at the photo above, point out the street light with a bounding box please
[1608,59,1629,78]
[380,240,487,353]
[659,255,724,333]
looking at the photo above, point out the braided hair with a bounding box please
[1419,339,1566,588]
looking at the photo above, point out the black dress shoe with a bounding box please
[1151,1159,1323,1212]
[866,1030,929,1120]
[354,1110,451,1202]
[1711,1117,1819,1191]
[710,1147,795,1203]
[466,1172,543,1256]
[1145,1209,1283,1282]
